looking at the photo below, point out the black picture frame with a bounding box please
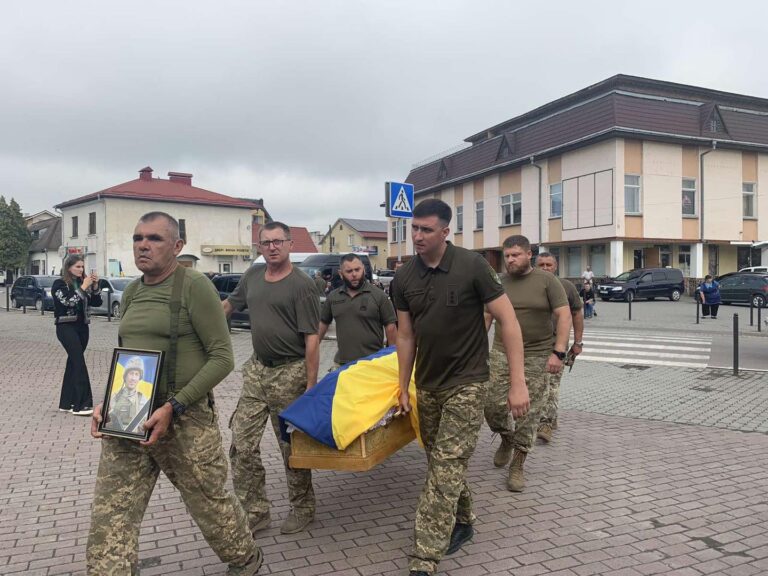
[98,348,164,441]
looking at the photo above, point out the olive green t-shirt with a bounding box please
[321,280,397,364]
[119,268,234,408]
[554,276,583,334]
[393,242,504,391]
[228,266,320,363]
[493,268,568,354]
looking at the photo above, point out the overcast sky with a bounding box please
[2,0,766,232]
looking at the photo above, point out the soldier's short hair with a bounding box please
[340,253,362,265]
[139,211,181,242]
[502,235,531,251]
[260,221,291,239]
[413,198,452,226]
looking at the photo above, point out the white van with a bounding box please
[253,252,316,266]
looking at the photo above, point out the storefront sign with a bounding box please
[200,245,252,256]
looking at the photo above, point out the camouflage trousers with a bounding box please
[485,348,552,453]
[229,355,315,531]
[540,368,563,426]
[86,399,256,576]
[410,382,487,574]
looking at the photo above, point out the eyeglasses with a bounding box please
[259,239,289,248]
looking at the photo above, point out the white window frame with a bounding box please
[399,218,407,241]
[391,219,398,243]
[682,178,696,216]
[550,183,562,218]
[500,194,522,226]
[475,200,484,230]
[624,174,641,215]
[743,182,756,218]
[456,205,464,233]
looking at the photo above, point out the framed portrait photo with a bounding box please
[98,348,164,441]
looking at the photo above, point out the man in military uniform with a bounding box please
[535,252,584,442]
[484,235,571,493]
[106,356,149,434]
[313,270,327,296]
[318,253,397,369]
[88,212,261,576]
[393,199,528,576]
[223,221,320,536]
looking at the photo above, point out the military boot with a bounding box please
[506,450,527,492]
[537,423,553,443]
[493,437,514,468]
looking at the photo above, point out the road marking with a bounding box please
[579,330,711,368]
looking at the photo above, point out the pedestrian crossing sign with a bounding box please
[386,181,414,218]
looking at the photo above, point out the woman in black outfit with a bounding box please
[53,255,102,416]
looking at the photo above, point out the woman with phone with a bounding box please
[52,254,102,415]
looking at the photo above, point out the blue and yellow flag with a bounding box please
[280,347,420,450]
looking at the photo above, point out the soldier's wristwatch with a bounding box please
[573,341,584,347]
[169,397,186,417]
[552,350,567,361]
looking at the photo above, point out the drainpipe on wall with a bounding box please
[530,156,543,248]
[698,141,717,282]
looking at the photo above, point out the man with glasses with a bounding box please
[223,222,321,536]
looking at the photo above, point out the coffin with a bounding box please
[289,414,416,471]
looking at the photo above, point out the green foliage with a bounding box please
[0,196,32,271]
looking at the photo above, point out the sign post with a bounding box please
[385,182,414,264]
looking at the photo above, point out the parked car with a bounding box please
[597,267,685,302]
[717,272,768,308]
[0,270,6,286]
[739,266,768,273]
[91,277,136,318]
[211,272,253,328]
[376,269,395,290]
[297,253,374,292]
[10,275,57,310]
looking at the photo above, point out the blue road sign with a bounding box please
[387,181,414,218]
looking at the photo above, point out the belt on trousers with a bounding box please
[256,355,302,368]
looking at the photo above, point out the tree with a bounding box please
[0,196,32,276]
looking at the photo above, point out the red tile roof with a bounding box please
[251,224,318,253]
[56,168,260,210]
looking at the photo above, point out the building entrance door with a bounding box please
[645,247,660,268]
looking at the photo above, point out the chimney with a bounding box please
[139,166,153,182]
[168,171,193,185]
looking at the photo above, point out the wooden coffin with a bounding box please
[289,415,416,471]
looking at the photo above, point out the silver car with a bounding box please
[91,277,136,319]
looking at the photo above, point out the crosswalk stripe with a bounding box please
[578,356,707,368]
[576,330,712,368]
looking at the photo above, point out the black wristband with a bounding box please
[169,397,186,417]
[552,350,566,361]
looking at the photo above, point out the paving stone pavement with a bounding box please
[1,308,768,576]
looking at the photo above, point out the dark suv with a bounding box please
[10,275,57,310]
[597,268,685,302]
[211,273,250,328]
[717,272,768,308]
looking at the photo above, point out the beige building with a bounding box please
[56,167,261,277]
[320,218,389,270]
[395,75,768,282]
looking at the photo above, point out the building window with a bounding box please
[682,179,696,216]
[624,175,641,214]
[475,201,484,230]
[391,220,398,242]
[567,246,582,277]
[660,244,672,268]
[743,183,756,218]
[500,193,521,226]
[550,183,562,217]
[348,234,354,246]
[71,216,78,238]
[588,245,606,277]
[179,219,187,243]
[737,246,762,269]
[400,219,406,242]
[88,212,96,235]
[678,245,691,276]
[456,205,463,232]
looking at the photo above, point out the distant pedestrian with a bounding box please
[52,254,102,416]
[313,270,327,296]
[581,265,594,285]
[698,274,721,319]
[580,281,596,318]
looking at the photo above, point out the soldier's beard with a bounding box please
[343,277,364,291]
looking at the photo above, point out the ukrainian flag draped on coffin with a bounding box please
[280,346,420,450]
